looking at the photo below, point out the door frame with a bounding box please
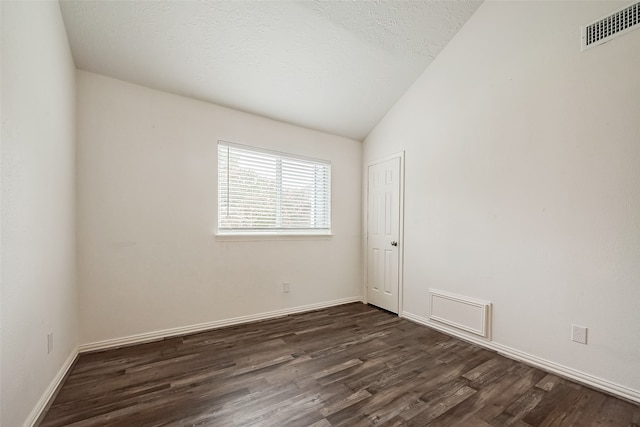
[364,151,405,315]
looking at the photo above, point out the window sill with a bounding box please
[215,232,333,242]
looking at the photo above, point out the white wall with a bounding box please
[1,2,77,426]
[77,71,362,345]
[364,1,640,394]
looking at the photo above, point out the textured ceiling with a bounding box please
[59,0,482,140]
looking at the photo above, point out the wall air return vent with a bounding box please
[582,1,640,51]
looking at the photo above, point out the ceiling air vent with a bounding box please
[582,1,640,50]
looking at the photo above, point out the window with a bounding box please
[218,141,331,235]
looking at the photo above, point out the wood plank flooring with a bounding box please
[39,303,640,426]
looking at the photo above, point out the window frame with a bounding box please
[216,140,332,238]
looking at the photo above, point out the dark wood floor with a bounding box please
[40,303,640,426]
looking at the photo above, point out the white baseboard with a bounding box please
[22,301,637,426]
[79,297,363,353]
[24,347,78,427]
[401,311,640,405]
[24,297,362,426]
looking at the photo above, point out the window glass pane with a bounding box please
[218,142,331,233]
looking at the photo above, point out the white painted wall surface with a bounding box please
[1,2,77,426]
[364,1,640,393]
[76,71,362,345]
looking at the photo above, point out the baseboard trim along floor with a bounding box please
[401,310,640,405]
[78,297,363,353]
[38,304,640,425]
[25,348,79,427]
[27,300,639,426]
[27,297,362,426]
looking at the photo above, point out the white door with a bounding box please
[367,156,401,313]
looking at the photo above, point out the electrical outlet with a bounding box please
[571,325,587,344]
[282,282,290,293]
[47,332,54,354]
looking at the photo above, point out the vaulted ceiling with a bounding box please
[59,0,482,140]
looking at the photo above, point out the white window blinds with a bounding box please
[218,141,331,234]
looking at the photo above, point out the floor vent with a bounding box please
[582,1,640,51]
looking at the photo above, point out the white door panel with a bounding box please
[367,156,401,313]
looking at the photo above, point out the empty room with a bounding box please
[2,0,640,426]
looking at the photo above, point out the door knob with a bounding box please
[391,241,398,246]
